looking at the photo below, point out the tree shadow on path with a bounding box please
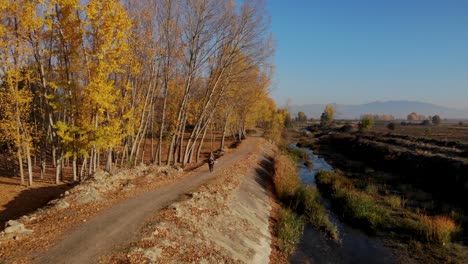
[0,183,74,228]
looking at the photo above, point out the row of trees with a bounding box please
[0,0,281,186]
[360,114,395,121]
[407,113,442,125]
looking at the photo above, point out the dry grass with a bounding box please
[365,184,379,196]
[371,123,468,143]
[384,195,406,209]
[273,153,300,200]
[419,215,458,245]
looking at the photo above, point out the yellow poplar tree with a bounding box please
[83,0,132,172]
[0,0,42,186]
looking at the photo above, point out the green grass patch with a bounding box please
[277,208,304,255]
[292,186,339,240]
[286,147,310,162]
[317,171,390,232]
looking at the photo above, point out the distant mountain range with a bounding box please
[290,100,468,119]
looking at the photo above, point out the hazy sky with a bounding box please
[267,0,468,108]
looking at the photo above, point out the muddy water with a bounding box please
[289,144,396,264]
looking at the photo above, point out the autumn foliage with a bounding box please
[0,0,281,186]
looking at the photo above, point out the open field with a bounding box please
[369,121,468,144]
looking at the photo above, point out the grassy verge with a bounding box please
[286,147,310,163]
[316,170,459,244]
[316,171,388,232]
[292,186,339,240]
[272,151,338,255]
[277,208,304,255]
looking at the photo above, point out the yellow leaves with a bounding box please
[55,121,73,143]
[86,0,131,63]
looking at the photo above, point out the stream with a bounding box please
[289,143,396,264]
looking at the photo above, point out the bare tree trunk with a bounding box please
[157,90,168,165]
[220,112,229,150]
[52,145,56,167]
[196,124,209,162]
[141,138,146,164]
[177,114,187,164]
[106,148,112,172]
[121,142,128,167]
[150,106,155,163]
[166,134,175,166]
[18,148,25,186]
[26,145,33,186]
[96,149,99,171]
[80,156,86,182]
[72,156,77,182]
[40,145,46,179]
[129,67,156,164]
[55,152,62,184]
[231,127,237,142]
[88,148,94,175]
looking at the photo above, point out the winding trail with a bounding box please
[35,137,261,264]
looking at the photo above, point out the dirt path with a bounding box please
[34,137,261,264]
[101,136,274,263]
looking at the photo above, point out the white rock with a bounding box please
[56,200,70,209]
[143,247,162,262]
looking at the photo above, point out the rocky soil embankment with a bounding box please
[0,164,183,262]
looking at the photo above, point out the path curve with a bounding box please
[35,137,260,264]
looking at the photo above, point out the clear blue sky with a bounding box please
[267,0,468,108]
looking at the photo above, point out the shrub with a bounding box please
[320,104,335,128]
[431,115,441,125]
[459,121,463,126]
[384,195,406,209]
[387,122,396,130]
[277,208,304,254]
[358,117,375,132]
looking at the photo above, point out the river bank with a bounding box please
[293,129,468,263]
[286,142,396,264]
